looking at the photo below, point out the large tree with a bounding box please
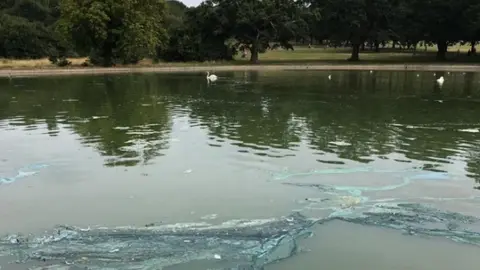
[159,1,235,62]
[409,0,471,60]
[463,0,480,52]
[58,0,168,66]
[0,0,65,59]
[214,0,304,63]
[313,0,395,61]
[164,0,188,32]
[301,1,323,44]
[390,0,424,52]
[0,13,57,58]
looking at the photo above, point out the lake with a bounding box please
[1,70,480,269]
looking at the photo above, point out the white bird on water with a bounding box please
[437,76,445,85]
[328,75,332,80]
[206,71,218,82]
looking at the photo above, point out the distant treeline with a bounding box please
[1,0,479,66]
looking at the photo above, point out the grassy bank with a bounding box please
[1,46,479,77]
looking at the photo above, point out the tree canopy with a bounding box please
[1,0,480,64]
[211,0,305,63]
[57,0,168,66]
[0,0,63,59]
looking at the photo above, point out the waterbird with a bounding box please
[206,71,218,82]
[328,75,332,80]
[436,76,445,85]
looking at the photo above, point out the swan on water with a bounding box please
[437,76,445,85]
[206,72,218,82]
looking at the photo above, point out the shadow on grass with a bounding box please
[232,51,480,65]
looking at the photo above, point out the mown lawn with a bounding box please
[1,44,479,69]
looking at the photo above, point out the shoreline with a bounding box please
[1,63,480,78]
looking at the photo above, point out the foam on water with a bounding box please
[0,164,49,185]
[1,166,479,269]
[1,203,479,269]
[0,212,316,269]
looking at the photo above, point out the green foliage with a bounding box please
[4,0,61,24]
[164,1,187,33]
[0,13,57,58]
[304,0,480,61]
[1,0,480,64]
[0,0,66,59]
[405,0,473,60]
[212,0,305,63]
[165,0,187,30]
[158,1,235,62]
[309,0,397,60]
[58,0,168,66]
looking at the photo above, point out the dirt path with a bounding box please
[1,64,480,78]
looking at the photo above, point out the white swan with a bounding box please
[206,72,218,82]
[436,76,445,85]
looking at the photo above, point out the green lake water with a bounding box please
[1,70,480,269]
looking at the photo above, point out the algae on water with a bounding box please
[2,166,479,269]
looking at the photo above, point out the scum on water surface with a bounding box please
[1,166,480,269]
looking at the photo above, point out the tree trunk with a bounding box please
[374,41,380,52]
[436,41,447,61]
[348,43,360,61]
[101,43,114,67]
[392,42,396,49]
[250,42,259,64]
[361,43,366,51]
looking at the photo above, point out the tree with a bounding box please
[214,0,304,63]
[159,1,235,62]
[164,0,188,36]
[3,0,62,24]
[313,0,395,61]
[463,0,480,53]
[409,0,471,60]
[58,0,168,66]
[0,0,67,59]
[0,13,57,58]
[302,1,324,45]
[390,0,424,52]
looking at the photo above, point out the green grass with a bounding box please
[1,44,480,70]
[233,45,480,64]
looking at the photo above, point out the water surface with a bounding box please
[1,70,480,269]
